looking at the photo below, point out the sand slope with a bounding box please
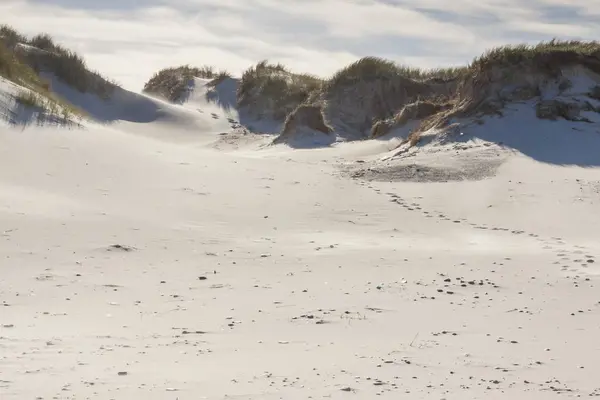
[1,74,600,400]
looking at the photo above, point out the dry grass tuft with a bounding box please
[15,90,42,108]
[143,65,230,102]
[407,130,422,147]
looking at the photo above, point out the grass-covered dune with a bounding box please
[143,39,600,146]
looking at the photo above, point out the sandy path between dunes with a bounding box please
[1,126,600,399]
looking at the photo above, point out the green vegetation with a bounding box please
[0,41,43,88]
[1,24,117,99]
[1,41,80,117]
[0,25,117,123]
[1,39,84,122]
[22,32,116,98]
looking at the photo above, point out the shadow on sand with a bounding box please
[453,104,600,167]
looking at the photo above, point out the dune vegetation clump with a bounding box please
[14,89,42,108]
[143,65,231,102]
[0,40,31,83]
[324,56,465,93]
[0,26,101,123]
[471,40,600,71]
[0,40,83,122]
[0,25,27,49]
[1,24,117,101]
[142,39,600,147]
[274,57,461,143]
[237,60,324,120]
[274,42,600,146]
[408,39,600,145]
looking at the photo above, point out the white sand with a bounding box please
[1,77,600,399]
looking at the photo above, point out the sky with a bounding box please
[1,0,599,91]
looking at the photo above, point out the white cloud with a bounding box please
[1,0,599,91]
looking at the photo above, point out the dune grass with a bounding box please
[25,33,117,98]
[403,39,600,146]
[142,60,324,117]
[464,40,600,84]
[0,41,41,86]
[0,25,122,123]
[472,39,600,68]
[325,56,465,93]
[235,57,461,121]
[237,60,324,119]
[1,40,85,121]
[143,65,231,101]
[0,25,27,49]
[140,38,600,142]
[238,60,324,103]
[1,25,117,99]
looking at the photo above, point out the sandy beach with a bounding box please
[2,112,600,399]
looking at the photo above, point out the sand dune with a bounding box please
[1,32,600,399]
[2,79,600,400]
